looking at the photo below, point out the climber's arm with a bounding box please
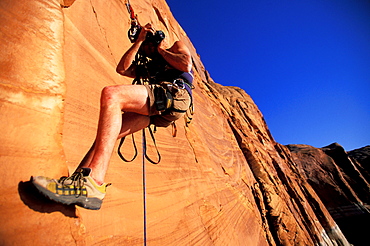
[116,24,154,77]
[157,41,192,73]
[116,44,140,78]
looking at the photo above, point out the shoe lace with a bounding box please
[59,169,85,197]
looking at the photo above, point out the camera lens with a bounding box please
[145,30,165,44]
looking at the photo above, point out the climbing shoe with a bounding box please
[32,168,110,210]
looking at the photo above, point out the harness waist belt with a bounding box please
[179,72,194,96]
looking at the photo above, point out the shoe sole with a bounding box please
[32,178,102,210]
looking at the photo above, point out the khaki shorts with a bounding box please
[144,84,191,127]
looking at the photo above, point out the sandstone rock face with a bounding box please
[288,143,370,246]
[0,0,355,245]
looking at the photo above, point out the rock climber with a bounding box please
[32,23,193,210]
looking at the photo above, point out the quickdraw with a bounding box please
[125,0,142,43]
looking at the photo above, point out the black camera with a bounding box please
[128,24,165,44]
[145,30,165,44]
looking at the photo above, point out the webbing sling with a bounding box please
[117,132,137,162]
[117,126,161,165]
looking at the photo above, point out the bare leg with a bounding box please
[78,112,150,169]
[78,141,96,169]
[78,84,151,184]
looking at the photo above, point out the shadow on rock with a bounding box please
[336,213,370,246]
[18,180,77,218]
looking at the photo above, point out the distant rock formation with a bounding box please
[288,143,370,245]
[0,0,366,245]
[349,145,370,180]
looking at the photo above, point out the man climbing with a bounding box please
[32,23,193,210]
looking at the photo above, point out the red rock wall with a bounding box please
[0,0,351,245]
[0,0,74,245]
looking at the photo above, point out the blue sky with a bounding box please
[166,0,370,151]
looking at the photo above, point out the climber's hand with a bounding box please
[137,23,155,42]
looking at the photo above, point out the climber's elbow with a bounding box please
[181,55,192,73]
[116,67,125,76]
[116,64,135,78]
[184,62,192,73]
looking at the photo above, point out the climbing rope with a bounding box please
[142,129,147,246]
